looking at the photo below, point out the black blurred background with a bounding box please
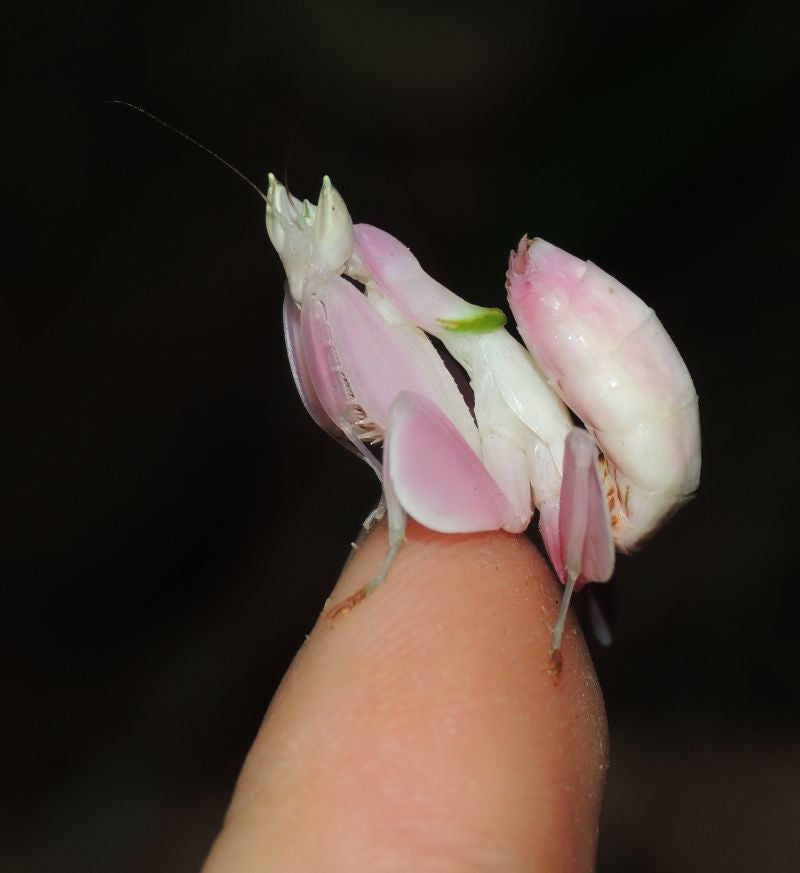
[4,2,799,870]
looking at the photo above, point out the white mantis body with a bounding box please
[268,175,701,658]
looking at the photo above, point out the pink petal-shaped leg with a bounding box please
[559,429,615,589]
[330,391,520,621]
[385,391,519,534]
[551,428,615,658]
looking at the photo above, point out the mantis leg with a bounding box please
[362,494,386,532]
[549,428,615,669]
[325,490,406,621]
[586,586,614,647]
[551,569,578,657]
[327,391,518,620]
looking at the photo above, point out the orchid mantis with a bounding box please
[267,175,701,662]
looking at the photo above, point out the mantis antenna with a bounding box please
[107,100,268,203]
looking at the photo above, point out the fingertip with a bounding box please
[205,522,607,872]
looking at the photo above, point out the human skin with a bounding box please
[202,521,609,872]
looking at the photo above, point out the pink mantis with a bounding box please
[268,175,701,662]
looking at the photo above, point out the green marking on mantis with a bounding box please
[437,307,507,334]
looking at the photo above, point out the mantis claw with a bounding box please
[341,496,386,566]
[362,495,386,531]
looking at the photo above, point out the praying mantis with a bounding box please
[106,100,700,664]
[268,174,701,663]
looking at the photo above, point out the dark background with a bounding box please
[4,1,799,870]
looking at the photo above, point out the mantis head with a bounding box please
[266,174,354,303]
